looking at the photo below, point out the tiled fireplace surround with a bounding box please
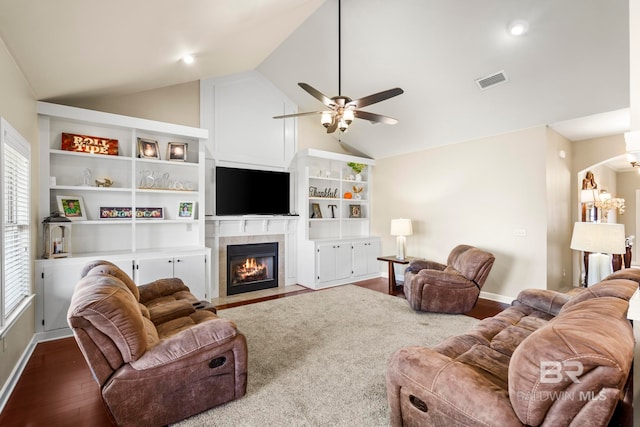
[206,218,297,298]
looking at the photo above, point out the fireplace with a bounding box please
[227,242,278,295]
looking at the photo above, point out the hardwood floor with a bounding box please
[0,278,506,426]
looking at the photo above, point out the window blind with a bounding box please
[2,121,30,319]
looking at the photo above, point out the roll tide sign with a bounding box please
[61,133,119,156]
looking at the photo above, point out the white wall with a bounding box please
[373,126,550,300]
[66,81,201,128]
[0,37,37,395]
[545,127,573,291]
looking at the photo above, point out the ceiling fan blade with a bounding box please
[347,88,404,109]
[298,83,336,108]
[354,110,398,125]
[273,111,323,119]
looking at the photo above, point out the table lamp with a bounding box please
[570,222,625,286]
[390,218,413,260]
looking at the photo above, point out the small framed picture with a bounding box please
[349,204,361,218]
[57,196,87,220]
[178,201,195,219]
[311,203,322,218]
[99,207,132,219]
[138,138,160,160]
[167,142,188,161]
[136,207,164,219]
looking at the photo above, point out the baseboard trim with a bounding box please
[0,334,37,413]
[479,291,514,305]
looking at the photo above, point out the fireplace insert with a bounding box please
[227,242,278,295]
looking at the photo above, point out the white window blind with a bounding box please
[2,118,30,322]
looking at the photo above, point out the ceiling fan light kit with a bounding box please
[273,0,404,134]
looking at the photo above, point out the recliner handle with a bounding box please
[209,356,226,369]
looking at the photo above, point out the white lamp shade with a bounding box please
[580,190,596,203]
[570,222,626,254]
[390,218,413,236]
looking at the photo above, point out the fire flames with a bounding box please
[232,257,269,284]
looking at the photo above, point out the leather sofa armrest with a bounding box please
[138,277,194,304]
[147,299,196,325]
[405,259,446,274]
[514,289,572,316]
[387,346,519,426]
[130,318,239,370]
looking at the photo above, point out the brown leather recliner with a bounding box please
[67,260,247,427]
[403,244,495,313]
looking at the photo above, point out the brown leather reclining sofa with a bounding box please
[67,260,247,426]
[386,269,639,426]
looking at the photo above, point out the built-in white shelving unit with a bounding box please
[295,149,381,289]
[35,102,211,339]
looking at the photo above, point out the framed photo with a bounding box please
[167,142,188,161]
[99,207,132,219]
[178,201,195,219]
[138,138,160,160]
[311,203,322,218]
[349,204,361,218]
[57,196,87,220]
[136,207,164,219]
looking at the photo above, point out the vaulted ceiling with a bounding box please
[0,0,630,159]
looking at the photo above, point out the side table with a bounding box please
[377,255,421,295]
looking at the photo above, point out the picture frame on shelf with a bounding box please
[166,142,188,161]
[311,203,322,218]
[57,195,87,220]
[136,207,164,219]
[99,207,132,219]
[178,201,195,219]
[138,138,160,159]
[349,204,361,218]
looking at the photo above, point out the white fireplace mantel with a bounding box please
[205,216,299,297]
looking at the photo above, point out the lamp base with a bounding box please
[396,236,407,260]
[586,253,613,286]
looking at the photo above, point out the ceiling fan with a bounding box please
[273,0,404,134]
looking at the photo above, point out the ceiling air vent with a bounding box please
[476,71,508,90]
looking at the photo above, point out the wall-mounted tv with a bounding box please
[216,166,290,216]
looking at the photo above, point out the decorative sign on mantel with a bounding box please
[62,132,119,156]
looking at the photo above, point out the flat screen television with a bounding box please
[216,166,290,216]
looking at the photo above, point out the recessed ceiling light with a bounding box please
[182,54,195,65]
[508,20,529,36]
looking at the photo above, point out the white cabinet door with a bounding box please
[366,239,381,274]
[173,254,207,299]
[335,244,352,280]
[41,258,133,332]
[317,243,351,284]
[135,257,174,285]
[352,241,367,277]
[317,243,337,283]
[353,239,382,278]
[135,253,207,299]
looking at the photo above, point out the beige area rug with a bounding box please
[175,285,479,427]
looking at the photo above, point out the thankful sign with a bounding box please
[61,133,119,156]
